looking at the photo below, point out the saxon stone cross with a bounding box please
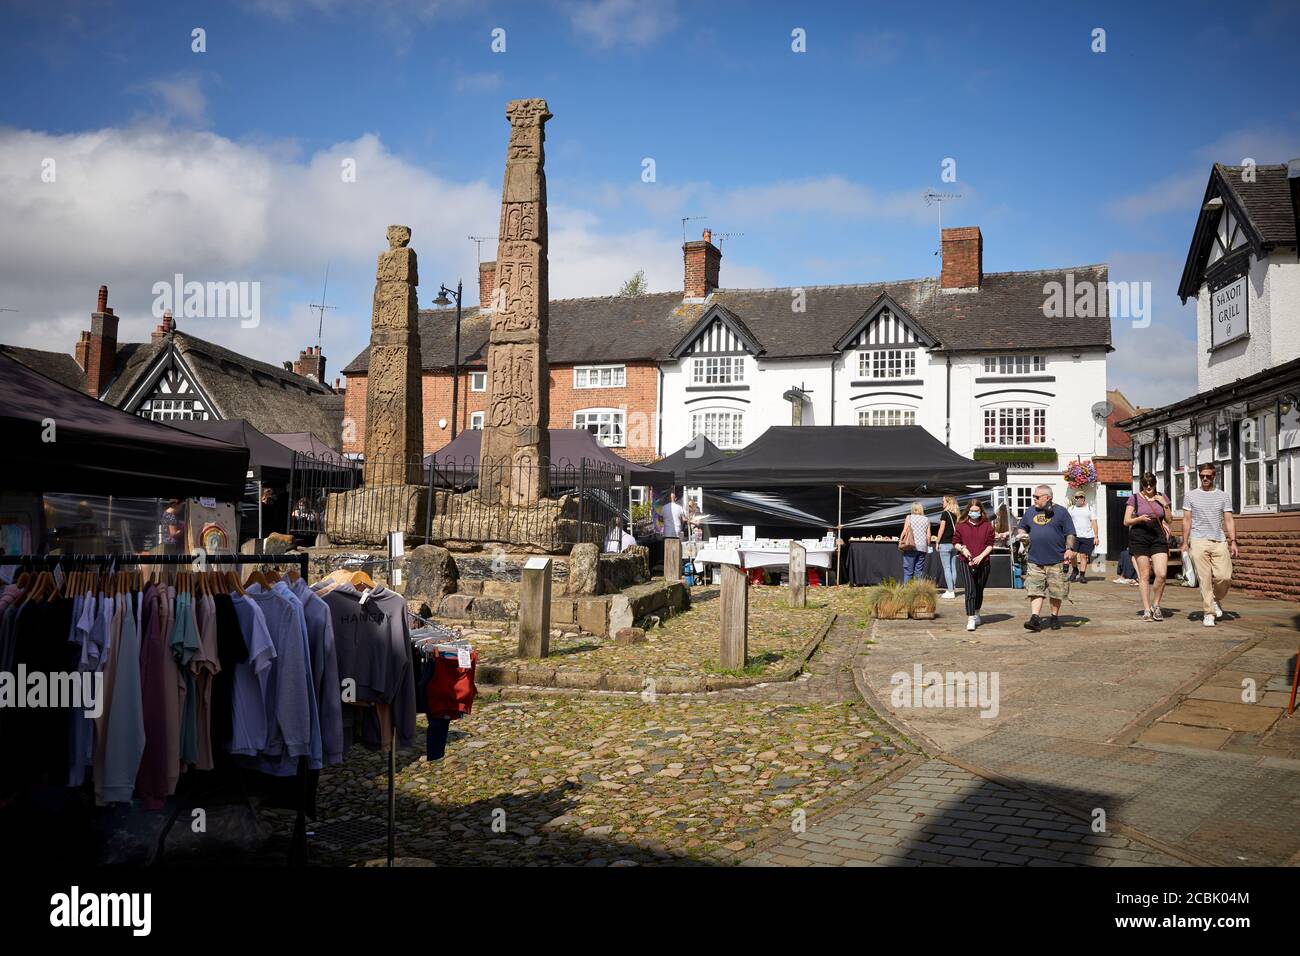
[480,98,552,506]
[363,224,424,484]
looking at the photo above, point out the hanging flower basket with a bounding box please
[1063,459,1098,488]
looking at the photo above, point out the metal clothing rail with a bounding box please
[0,551,313,866]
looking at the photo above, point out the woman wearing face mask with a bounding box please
[952,499,997,631]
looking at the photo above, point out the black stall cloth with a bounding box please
[683,426,1005,533]
[0,352,248,500]
[845,542,1014,588]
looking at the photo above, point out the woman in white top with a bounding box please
[899,501,932,585]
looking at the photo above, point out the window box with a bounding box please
[973,448,1058,463]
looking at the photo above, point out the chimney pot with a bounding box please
[96,285,108,313]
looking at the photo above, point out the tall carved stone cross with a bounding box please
[480,98,552,506]
[363,224,424,485]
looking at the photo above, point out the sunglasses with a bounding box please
[1199,474,1215,480]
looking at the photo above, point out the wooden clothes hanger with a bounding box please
[244,567,271,590]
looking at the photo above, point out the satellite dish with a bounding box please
[1090,401,1114,421]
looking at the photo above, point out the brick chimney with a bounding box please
[74,330,91,372]
[683,229,722,299]
[941,226,982,291]
[84,285,118,399]
[479,260,497,309]
[293,344,326,382]
[151,310,175,344]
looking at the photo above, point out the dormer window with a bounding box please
[859,348,916,379]
[692,356,744,385]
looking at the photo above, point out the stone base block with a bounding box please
[325,484,428,546]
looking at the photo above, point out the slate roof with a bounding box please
[342,291,699,373]
[1179,163,1299,300]
[0,344,86,390]
[1215,163,1297,246]
[341,265,1111,373]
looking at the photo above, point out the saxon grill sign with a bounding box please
[1210,274,1248,349]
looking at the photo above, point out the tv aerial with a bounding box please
[923,190,962,255]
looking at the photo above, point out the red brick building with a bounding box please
[341,261,699,464]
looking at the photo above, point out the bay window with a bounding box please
[983,407,1047,446]
[690,409,744,449]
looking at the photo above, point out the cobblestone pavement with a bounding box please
[302,611,910,866]
[470,586,843,680]
[750,758,1184,867]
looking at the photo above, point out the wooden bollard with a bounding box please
[518,556,552,658]
[789,541,807,608]
[720,562,748,671]
[664,536,682,582]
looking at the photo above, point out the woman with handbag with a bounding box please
[1124,472,1173,621]
[898,501,931,584]
[936,495,961,600]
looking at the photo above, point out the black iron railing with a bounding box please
[289,451,624,552]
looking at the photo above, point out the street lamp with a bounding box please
[433,280,463,439]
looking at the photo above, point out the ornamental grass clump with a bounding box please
[901,578,938,618]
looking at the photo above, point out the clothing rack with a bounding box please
[0,551,313,866]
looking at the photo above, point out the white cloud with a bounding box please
[565,0,679,50]
[454,71,503,93]
[1106,126,1300,222]
[141,74,210,126]
[0,121,780,378]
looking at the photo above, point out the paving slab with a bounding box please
[1159,699,1282,734]
[749,759,1184,867]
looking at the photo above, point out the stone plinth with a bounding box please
[325,485,427,546]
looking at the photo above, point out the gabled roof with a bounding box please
[668,302,766,359]
[831,291,936,352]
[0,344,85,390]
[1178,163,1299,301]
[101,331,341,449]
[341,264,1112,373]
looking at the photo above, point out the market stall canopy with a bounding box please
[427,428,669,486]
[0,351,249,499]
[653,434,726,485]
[167,418,295,478]
[266,431,353,467]
[687,425,1006,491]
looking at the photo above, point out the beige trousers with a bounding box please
[1189,538,1232,616]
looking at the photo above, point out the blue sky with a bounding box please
[1,0,1298,406]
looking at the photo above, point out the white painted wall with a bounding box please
[1198,248,1300,391]
[660,342,1111,541]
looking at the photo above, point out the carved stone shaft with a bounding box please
[364,224,424,485]
[481,98,552,505]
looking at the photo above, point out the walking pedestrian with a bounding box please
[1180,463,1238,627]
[1016,484,1076,632]
[898,501,932,584]
[1124,472,1172,621]
[936,495,961,600]
[1066,491,1100,583]
[952,499,998,630]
